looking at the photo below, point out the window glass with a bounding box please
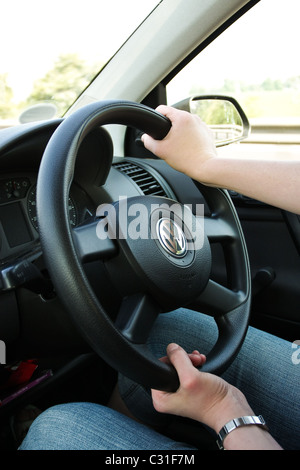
[167,0,300,129]
[0,0,159,124]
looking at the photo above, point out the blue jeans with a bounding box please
[20,309,300,450]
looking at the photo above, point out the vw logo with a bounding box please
[156,218,187,258]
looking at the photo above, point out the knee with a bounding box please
[19,403,98,450]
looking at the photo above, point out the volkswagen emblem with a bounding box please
[156,218,187,258]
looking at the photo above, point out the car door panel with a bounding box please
[235,202,300,341]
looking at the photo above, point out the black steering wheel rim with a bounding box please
[37,100,251,392]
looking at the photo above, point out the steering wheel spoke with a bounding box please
[195,279,246,316]
[114,294,160,344]
[72,219,117,263]
[204,215,236,243]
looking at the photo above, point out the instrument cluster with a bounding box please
[0,174,87,261]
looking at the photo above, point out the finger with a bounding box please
[141,133,150,145]
[155,105,182,121]
[155,104,172,116]
[159,350,206,367]
[191,350,206,360]
[158,355,169,364]
[141,133,159,154]
[189,352,206,367]
[166,343,198,384]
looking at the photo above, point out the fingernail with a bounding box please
[168,343,179,352]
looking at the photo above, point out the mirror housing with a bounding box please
[19,103,57,124]
[173,95,250,147]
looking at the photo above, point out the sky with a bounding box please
[1,0,300,103]
[168,0,300,103]
[0,0,159,101]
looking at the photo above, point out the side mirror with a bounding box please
[173,95,250,147]
[19,103,57,124]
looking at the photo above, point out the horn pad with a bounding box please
[101,196,212,310]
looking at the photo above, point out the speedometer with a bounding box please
[27,185,77,231]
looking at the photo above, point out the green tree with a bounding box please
[261,78,284,91]
[0,74,14,118]
[26,53,100,115]
[222,78,237,93]
[285,76,300,90]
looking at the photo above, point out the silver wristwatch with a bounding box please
[216,415,269,450]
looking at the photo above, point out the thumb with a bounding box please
[166,343,199,385]
[141,133,158,154]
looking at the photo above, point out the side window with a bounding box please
[167,0,300,145]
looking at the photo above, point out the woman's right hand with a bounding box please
[151,343,253,434]
[142,105,217,182]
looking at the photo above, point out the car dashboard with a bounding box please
[0,118,209,265]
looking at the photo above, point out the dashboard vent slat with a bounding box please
[113,161,168,197]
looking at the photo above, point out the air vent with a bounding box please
[113,161,168,197]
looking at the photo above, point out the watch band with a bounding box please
[216,415,269,450]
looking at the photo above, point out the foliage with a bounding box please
[0,54,101,120]
[25,53,101,115]
[190,76,300,120]
[1,56,300,122]
[0,74,15,119]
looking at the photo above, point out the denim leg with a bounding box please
[222,325,300,450]
[19,402,195,450]
[119,308,300,450]
[20,309,300,450]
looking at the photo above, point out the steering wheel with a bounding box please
[37,100,251,392]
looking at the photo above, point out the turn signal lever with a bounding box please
[0,249,53,298]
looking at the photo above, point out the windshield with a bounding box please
[0,0,159,127]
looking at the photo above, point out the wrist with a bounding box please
[194,154,219,186]
[216,415,268,450]
[207,386,254,434]
[198,384,282,450]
